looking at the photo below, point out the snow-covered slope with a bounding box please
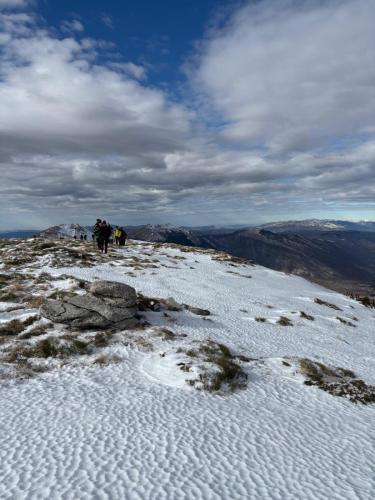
[0,238,374,499]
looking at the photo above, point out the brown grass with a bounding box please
[314,298,342,311]
[299,358,375,404]
[277,316,293,326]
[300,311,315,321]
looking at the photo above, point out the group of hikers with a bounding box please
[92,219,128,254]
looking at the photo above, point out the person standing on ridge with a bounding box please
[114,226,121,245]
[119,227,128,247]
[93,219,102,251]
[100,221,112,254]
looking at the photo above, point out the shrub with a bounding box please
[300,311,314,321]
[0,316,38,336]
[277,316,293,326]
[314,298,342,311]
[299,358,375,404]
[336,317,356,327]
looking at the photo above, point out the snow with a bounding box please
[0,240,374,499]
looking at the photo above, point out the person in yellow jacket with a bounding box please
[114,226,121,246]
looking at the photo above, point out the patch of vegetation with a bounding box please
[300,311,315,321]
[3,335,89,361]
[314,298,342,311]
[0,290,19,302]
[153,328,177,341]
[133,336,153,351]
[186,340,247,393]
[277,316,293,326]
[93,354,122,366]
[92,332,112,348]
[0,274,13,286]
[0,319,26,336]
[185,349,198,357]
[0,315,38,336]
[23,295,46,308]
[177,362,192,372]
[336,316,356,327]
[212,252,255,266]
[299,358,375,405]
[18,323,49,339]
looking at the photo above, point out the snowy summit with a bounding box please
[0,236,374,499]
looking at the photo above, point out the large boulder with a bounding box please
[40,280,139,330]
[89,281,137,307]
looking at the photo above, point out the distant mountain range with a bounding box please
[0,230,38,239]
[255,219,375,233]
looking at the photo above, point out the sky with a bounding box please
[0,0,374,230]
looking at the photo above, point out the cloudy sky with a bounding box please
[0,0,374,229]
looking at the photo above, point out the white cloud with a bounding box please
[194,0,375,153]
[101,13,114,30]
[61,19,84,33]
[0,0,28,7]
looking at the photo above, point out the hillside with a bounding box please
[0,237,374,499]
[204,229,375,297]
[126,224,375,297]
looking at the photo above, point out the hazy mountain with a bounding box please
[126,224,205,246]
[255,219,375,233]
[0,230,38,239]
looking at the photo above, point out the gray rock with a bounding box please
[89,281,137,306]
[40,280,139,330]
[65,294,136,323]
[41,300,91,323]
[164,297,184,311]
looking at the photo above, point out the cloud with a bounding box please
[101,13,114,30]
[0,1,374,229]
[61,19,84,33]
[193,0,375,153]
[0,0,28,8]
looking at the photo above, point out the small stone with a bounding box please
[163,297,183,311]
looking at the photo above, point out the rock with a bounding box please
[164,297,184,311]
[40,280,139,330]
[89,281,137,306]
[184,305,210,316]
[64,295,136,323]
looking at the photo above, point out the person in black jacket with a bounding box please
[100,221,112,254]
[119,227,128,247]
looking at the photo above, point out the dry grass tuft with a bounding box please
[185,340,247,393]
[300,311,315,321]
[93,354,122,366]
[336,316,356,327]
[277,316,293,326]
[299,358,375,404]
[314,298,342,311]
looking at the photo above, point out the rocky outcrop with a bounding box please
[41,281,139,330]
